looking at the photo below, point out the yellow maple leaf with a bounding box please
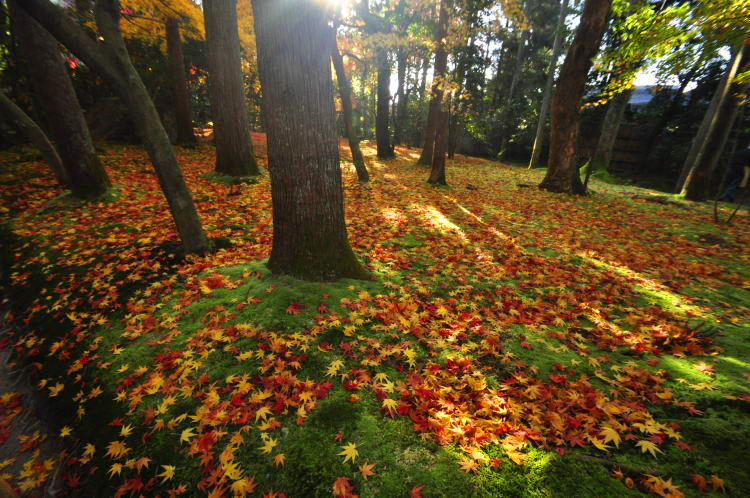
[600,427,621,448]
[259,437,278,454]
[59,426,72,438]
[359,461,376,480]
[180,427,196,444]
[104,440,130,460]
[636,440,662,458]
[157,465,175,483]
[273,454,285,466]
[338,442,358,464]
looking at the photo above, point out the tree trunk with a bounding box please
[418,0,449,165]
[528,0,569,169]
[684,78,749,201]
[498,29,529,159]
[9,0,110,199]
[418,54,429,100]
[539,0,611,195]
[252,0,368,281]
[203,0,259,176]
[428,107,449,185]
[393,46,408,145]
[359,62,368,139]
[677,44,747,194]
[590,87,632,173]
[165,17,196,146]
[375,48,395,158]
[331,32,369,183]
[0,90,68,187]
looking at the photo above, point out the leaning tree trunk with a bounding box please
[203,0,259,177]
[331,32,369,183]
[9,0,110,199]
[678,43,747,195]
[418,0,449,165]
[590,87,632,173]
[20,0,210,253]
[0,90,68,186]
[252,0,368,281]
[539,0,611,195]
[375,48,395,158]
[165,17,197,146]
[528,0,569,169]
[428,108,449,185]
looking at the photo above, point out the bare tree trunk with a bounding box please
[9,0,109,199]
[393,46,408,145]
[539,0,611,195]
[528,0,569,169]
[19,0,210,253]
[590,87,632,173]
[428,108,449,185]
[418,0,449,166]
[498,29,529,159]
[359,62,368,138]
[331,32,369,182]
[677,44,747,194]
[203,0,259,176]
[252,0,368,281]
[418,54,429,100]
[165,17,196,146]
[0,90,68,187]
[375,48,395,158]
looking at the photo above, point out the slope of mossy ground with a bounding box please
[0,136,748,497]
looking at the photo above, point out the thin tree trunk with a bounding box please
[393,46,408,145]
[418,54,429,100]
[252,0,368,281]
[9,0,109,199]
[0,90,68,187]
[677,44,746,194]
[375,48,394,158]
[529,0,569,169]
[165,17,196,146]
[498,29,529,158]
[539,0,611,195]
[428,108,449,185]
[418,0,449,166]
[203,0,259,176]
[331,32,369,182]
[359,62,368,138]
[590,87,632,173]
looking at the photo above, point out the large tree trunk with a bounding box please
[9,0,110,199]
[590,87,632,173]
[0,90,68,186]
[418,0,449,165]
[19,0,210,253]
[252,0,367,281]
[528,0,569,169]
[375,48,395,158]
[331,33,369,183]
[203,0,259,177]
[165,17,197,146]
[428,108,449,185]
[539,0,611,195]
[678,44,747,195]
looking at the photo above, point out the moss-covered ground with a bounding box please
[0,136,748,497]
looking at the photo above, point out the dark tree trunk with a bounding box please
[393,46,408,145]
[428,108,449,185]
[331,32,369,182]
[0,90,68,186]
[375,48,395,158]
[590,87,632,173]
[165,17,196,146]
[19,0,210,253]
[9,0,110,199]
[252,0,368,281]
[203,0,259,176]
[539,0,611,195]
[418,0,449,166]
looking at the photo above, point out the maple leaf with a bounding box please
[332,476,354,497]
[231,475,257,497]
[59,426,72,438]
[180,427,196,444]
[105,440,130,460]
[690,474,707,492]
[157,465,175,483]
[338,442,358,463]
[273,453,286,466]
[259,437,278,454]
[108,463,122,478]
[359,461,376,480]
[119,424,133,438]
[636,440,663,458]
[410,485,424,498]
[600,427,621,448]
[710,474,725,492]
[82,444,95,459]
[382,398,398,416]
[459,457,478,473]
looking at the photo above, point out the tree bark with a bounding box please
[497,29,529,159]
[0,90,68,187]
[252,0,368,281]
[165,17,197,146]
[375,48,395,158]
[428,107,449,185]
[678,43,747,195]
[393,46,408,145]
[203,0,259,177]
[19,0,210,253]
[528,0,569,169]
[590,87,632,173]
[418,0,449,166]
[539,0,611,195]
[9,0,110,199]
[331,31,369,183]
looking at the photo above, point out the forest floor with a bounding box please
[0,135,748,498]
